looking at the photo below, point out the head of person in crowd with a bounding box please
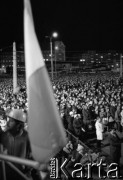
[74,114,81,119]
[77,144,85,155]
[6,109,27,135]
[96,116,101,123]
[100,107,105,113]
[111,100,116,107]
[63,140,73,154]
[105,106,110,113]
[69,111,74,117]
[83,105,87,110]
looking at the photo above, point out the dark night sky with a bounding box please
[0,0,123,52]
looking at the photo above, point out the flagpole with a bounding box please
[13,42,17,93]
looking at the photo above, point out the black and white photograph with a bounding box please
[0,0,123,179]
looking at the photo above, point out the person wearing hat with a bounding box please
[0,109,32,179]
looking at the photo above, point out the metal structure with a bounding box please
[0,128,91,180]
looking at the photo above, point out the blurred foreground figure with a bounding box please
[0,109,29,158]
[0,109,33,179]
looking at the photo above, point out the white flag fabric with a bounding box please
[24,0,66,163]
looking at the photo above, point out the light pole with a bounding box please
[50,37,53,79]
[13,42,17,94]
[46,32,58,79]
[55,45,59,75]
[120,54,123,78]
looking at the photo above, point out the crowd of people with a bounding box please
[0,71,123,179]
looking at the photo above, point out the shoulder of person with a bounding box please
[115,130,123,139]
[21,129,28,137]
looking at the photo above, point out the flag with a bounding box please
[24,0,66,163]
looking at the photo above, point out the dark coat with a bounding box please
[110,106,116,119]
[67,116,74,133]
[108,132,121,164]
[82,109,89,124]
[0,130,32,179]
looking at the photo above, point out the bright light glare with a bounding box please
[52,32,58,38]
[55,46,59,50]
[80,59,85,62]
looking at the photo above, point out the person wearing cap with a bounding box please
[0,109,32,179]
